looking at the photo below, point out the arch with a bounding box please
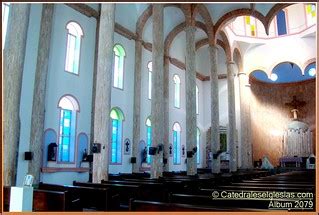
[110,107,125,121]
[302,58,316,74]
[265,3,293,35]
[214,3,293,39]
[66,21,83,37]
[193,4,214,43]
[249,70,269,84]
[113,43,126,57]
[218,30,232,61]
[164,21,208,57]
[173,122,182,131]
[233,47,243,73]
[76,132,88,167]
[136,4,187,39]
[145,116,152,127]
[214,8,266,39]
[269,60,303,77]
[58,94,80,112]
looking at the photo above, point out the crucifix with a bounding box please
[285,96,306,119]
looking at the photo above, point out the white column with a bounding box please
[151,4,164,178]
[92,4,115,183]
[185,25,197,175]
[227,61,237,172]
[3,4,31,186]
[209,45,220,173]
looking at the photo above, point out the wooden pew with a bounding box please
[33,189,66,211]
[38,182,117,211]
[74,181,140,210]
[3,187,67,212]
[169,193,274,210]
[205,185,314,192]
[129,199,269,211]
[231,182,314,188]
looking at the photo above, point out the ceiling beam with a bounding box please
[65,3,99,19]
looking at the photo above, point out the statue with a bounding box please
[141,147,147,164]
[48,142,57,161]
[261,156,274,169]
[82,148,88,161]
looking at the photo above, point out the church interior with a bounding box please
[2,2,317,212]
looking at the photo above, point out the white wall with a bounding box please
[42,4,96,184]
[109,33,135,174]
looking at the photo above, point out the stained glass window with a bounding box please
[113,44,126,89]
[65,22,83,74]
[146,117,152,163]
[173,75,181,108]
[173,123,181,164]
[110,108,124,164]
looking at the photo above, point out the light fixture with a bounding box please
[270,73,278,81]
[308,68,316,77]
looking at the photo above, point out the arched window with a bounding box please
[196,85,199,114]
[306,4,316,27]
[245,16,256,37]
[173,75,181,108]
[276,10,287,36]
[173,122,181,164]
[146,117,152,163]
[58,95,79,162]
[110,107,124,164]
[197,127,200,164]
[2,3,10,48]
[65,22,83,74]
[147,62,152,99]
[113,44,126,89]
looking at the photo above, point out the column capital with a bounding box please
[209,44,218,50]
[226,61,236,65]
[238,72,247,76]
[185,25,197,33]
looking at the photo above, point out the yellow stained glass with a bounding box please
[306,5,312,14]
[245,16,250,24]
[311,11,316,18]
[251,25,255,31]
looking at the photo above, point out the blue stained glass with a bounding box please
[111,119,119,163]
[173,131,181,164]
[147,126,152,163]
[276,10,287,36]
[60,109,72,162]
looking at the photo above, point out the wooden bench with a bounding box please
[74,181,140,210]
[3,187,67,212]
[169,193,274,210]
[33,189,67,211]
[129,199,269,211]
[39,182,118,211]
